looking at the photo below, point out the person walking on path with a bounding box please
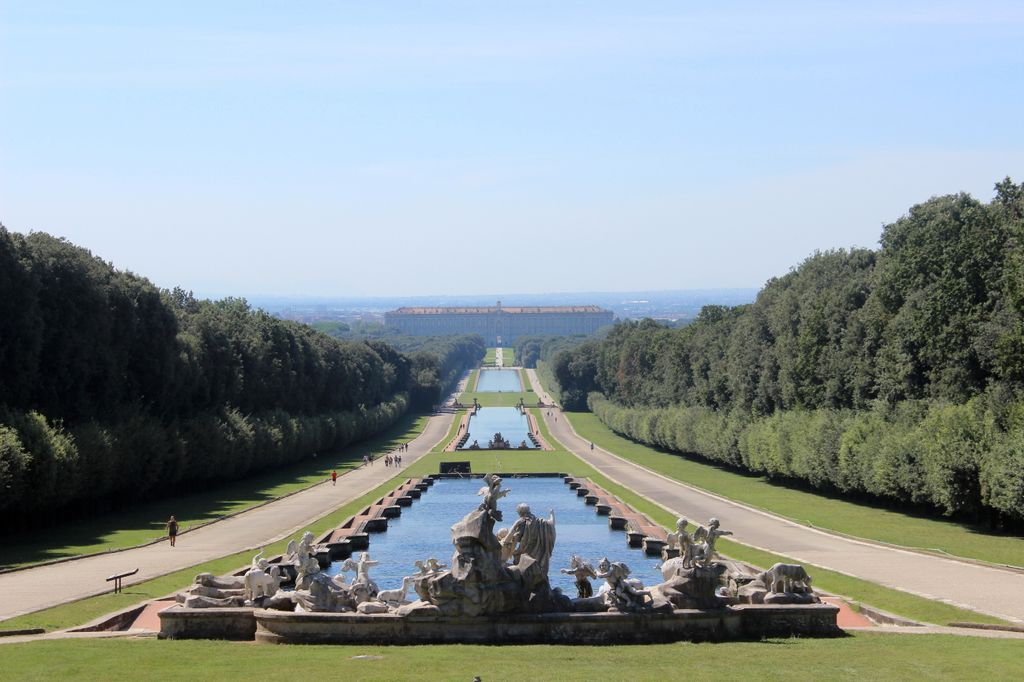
[331,470,337,486]
[166,515,179,547]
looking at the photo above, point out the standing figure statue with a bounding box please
[692,517,732,568]
[338,552,380,602]
[501,504,557,576]
[560,555,597,598]
[286,531,316,566]
[495,528,514,563]
[295,555,322,591]
[667,517,697,568]
[477,473,511,522]
[353,552,380,593]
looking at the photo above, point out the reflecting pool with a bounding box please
[476,368,523,392]
[460,407,534,449]
[326,477,664,594]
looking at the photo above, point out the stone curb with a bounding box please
[546,388,1024,577]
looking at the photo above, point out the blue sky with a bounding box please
[2,1,1022,298]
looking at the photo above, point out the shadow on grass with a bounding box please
[567,411,1024,559]
[0,412,427,570]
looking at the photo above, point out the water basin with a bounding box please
[325,477,664,595]
[476,368,523,392]
[460,407,533,449]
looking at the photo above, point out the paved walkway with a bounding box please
[0,399,462,622]
[8,366,1024,627]
[526,369,1024,624]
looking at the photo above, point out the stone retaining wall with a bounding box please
[252,604,841,645]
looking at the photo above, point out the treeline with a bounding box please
[314,325,485,409]
[513,334,591,370]
[376,335,485,409]
[0,229,475,527]
[556,179,1024,525]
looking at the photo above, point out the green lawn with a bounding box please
[535,360,561,402]
[0,460,431,632]
[519,368,533,392]
[435,408,468,451]
[409,423,1008,627]
[566,411,1024,569]
[459,389,535,408]
[3,425,1006,633]
[3,392,1011,634]
[3,633,1023,681]
[0,413,430,571]
[482,347,514,366]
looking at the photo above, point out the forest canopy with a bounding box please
[0,230,482,527]
[550,179,1024,526]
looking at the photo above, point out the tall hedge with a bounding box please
[589,394,1024,524]
[0,228,421,527]
[569,180,1024,526]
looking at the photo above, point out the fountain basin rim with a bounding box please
[245,603,841,645]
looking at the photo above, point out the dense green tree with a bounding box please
[566,180,1024,525]
[0,228,447,527]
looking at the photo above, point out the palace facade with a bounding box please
[384,301,613,345]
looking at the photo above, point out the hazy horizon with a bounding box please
[2,2,1022,297]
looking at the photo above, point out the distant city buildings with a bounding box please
[384,301,614,344]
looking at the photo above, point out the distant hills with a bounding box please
[251,289,759,325]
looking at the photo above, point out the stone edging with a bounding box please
[555,405,1024,577]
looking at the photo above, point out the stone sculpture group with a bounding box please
[174,473,818,616]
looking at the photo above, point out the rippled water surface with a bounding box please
[325,477,664,594]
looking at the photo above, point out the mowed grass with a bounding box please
[3,414,1007,632]
[461,392,535,407]
[459,389,535,407]
[411,423,1007,626]
[4,633,1024,681]
[434,408,469,451]
[0,458,429,632]
[483,347,514,366]
[0,413,431,571]
[566,411,1024,569]
[3,381,1008,634]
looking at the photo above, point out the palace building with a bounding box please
[384,301,614,345]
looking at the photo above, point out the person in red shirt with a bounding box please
[331,470,337,486]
